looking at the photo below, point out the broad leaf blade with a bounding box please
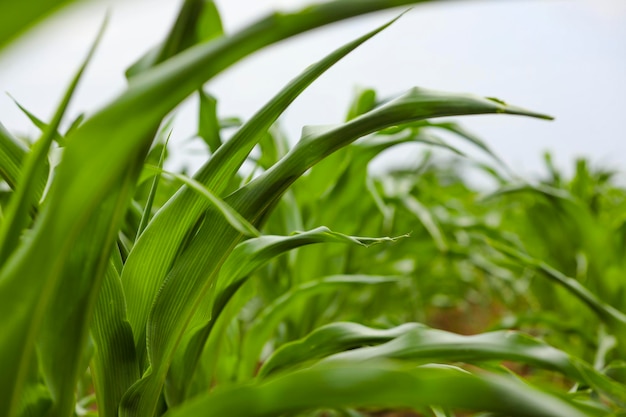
[164,362,597,417]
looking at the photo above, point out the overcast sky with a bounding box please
[1,0,625,179]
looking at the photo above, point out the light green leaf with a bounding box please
[0,0,81,49]
[126,0,223,78]
[0,122,27,190]
[252,306,408,379]
[401,195,448,251]
[7,94,65,145]
[198,90,221,152]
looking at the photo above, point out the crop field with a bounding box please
[1,1,625,417]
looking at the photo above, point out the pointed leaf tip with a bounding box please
[486,97,554,120]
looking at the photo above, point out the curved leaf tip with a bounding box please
[486,96,554,120]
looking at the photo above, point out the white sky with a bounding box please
[0,0,625,179]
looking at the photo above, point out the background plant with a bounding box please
[0,1,624,417]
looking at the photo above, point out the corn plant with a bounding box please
[1,1,624,417]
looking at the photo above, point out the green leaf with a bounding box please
[345,87,377,121]
[401,195,447,251]
[195,0,223,43]
[216,228,401,312]
[121,79,551,417]
[15,21,109,417]
[0,122,28,190]
[120,9,404,375]
[7,94,65,145]
[90,262,139,417]
[1,4,422,414]
[126,0,223,78]
[0,15,105,265]
[250,304,406,379]
[425,120,514,176]
[232,86,551,231]
[170,231,401,401]
[137,129,172,238]
[164,362,597,417]
[64,113,85,137]
[291,323,625,404]
[0,0,81,49]
[144,164,261,238]
[485,237,626,348]
[198,90,221,152]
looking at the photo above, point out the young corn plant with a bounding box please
[1,1,624,416]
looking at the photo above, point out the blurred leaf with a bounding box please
[402,195,447,251]
[126,0,223,78]
[346,87,377,121]
[316,323,626,404]
[485,237,626,348]
[7,94,65,145]
[0,122,27,190]
[198,90,221,152]
[260,320,416,378]
[242,276,400,380]
[0,0,80,49]
[164,362,597,417]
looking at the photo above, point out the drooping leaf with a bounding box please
[144,164,261,238]
[288,323,625,404]
[164,362,598,417]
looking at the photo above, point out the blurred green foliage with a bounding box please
[0,1,624,417]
